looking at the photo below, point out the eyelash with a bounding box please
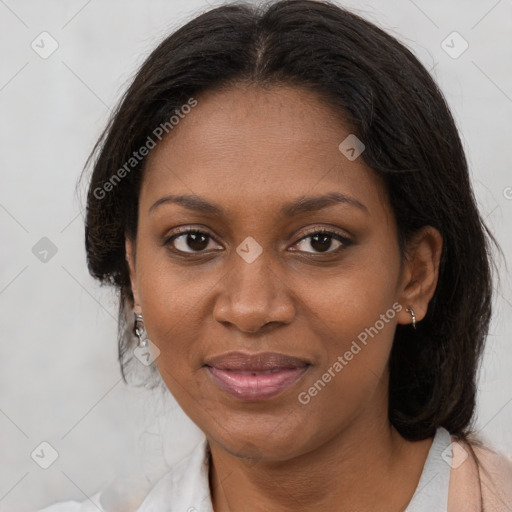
[164,226,353,256]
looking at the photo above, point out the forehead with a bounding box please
[140,84,389,219]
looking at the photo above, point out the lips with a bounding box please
[204,351,310,401]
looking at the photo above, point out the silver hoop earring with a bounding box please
[134,312,148,348]
[405,307,416,329]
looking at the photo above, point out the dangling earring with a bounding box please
[405,307,416,329]
[134,312,148,348]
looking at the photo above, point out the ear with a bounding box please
[125,237,142,311]
[396,226,443,327]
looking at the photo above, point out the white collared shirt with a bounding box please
[35,427,462,512]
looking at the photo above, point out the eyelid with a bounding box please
[164,224,218,240]
[296,225,352,241]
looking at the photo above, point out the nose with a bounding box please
[212,248,295,334]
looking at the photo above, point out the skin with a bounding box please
[126,83,443,512]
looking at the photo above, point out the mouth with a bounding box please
[203,351,311,401]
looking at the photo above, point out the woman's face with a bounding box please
[127,84,425,460]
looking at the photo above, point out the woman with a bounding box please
[40,0,512,510]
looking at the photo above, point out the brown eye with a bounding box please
[166,229,222,253]
[293,230,352,254]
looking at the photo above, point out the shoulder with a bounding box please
[36,473,153,512]
[36,440,209,512]
[37,491,104,512]
[447,434,512,512]
[474,441,512,510]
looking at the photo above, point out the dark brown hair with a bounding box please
[84,0,498,476]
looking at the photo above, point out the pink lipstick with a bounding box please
[204,351,310,401]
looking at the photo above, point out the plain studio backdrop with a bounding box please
[1,0,511,510]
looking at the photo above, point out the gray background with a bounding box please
[1,0,511,510]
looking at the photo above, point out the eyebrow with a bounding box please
[149,192,368,216]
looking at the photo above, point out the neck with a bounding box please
[208,407,433,512]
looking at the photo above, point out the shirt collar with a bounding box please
[404,426,452,512]
[137,436,213,512]
[137,427,450,512]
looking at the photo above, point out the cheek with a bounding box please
[294,238,401,403]
[292,291,399,445]
[297,235,401,345]
[133,239,222,397]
